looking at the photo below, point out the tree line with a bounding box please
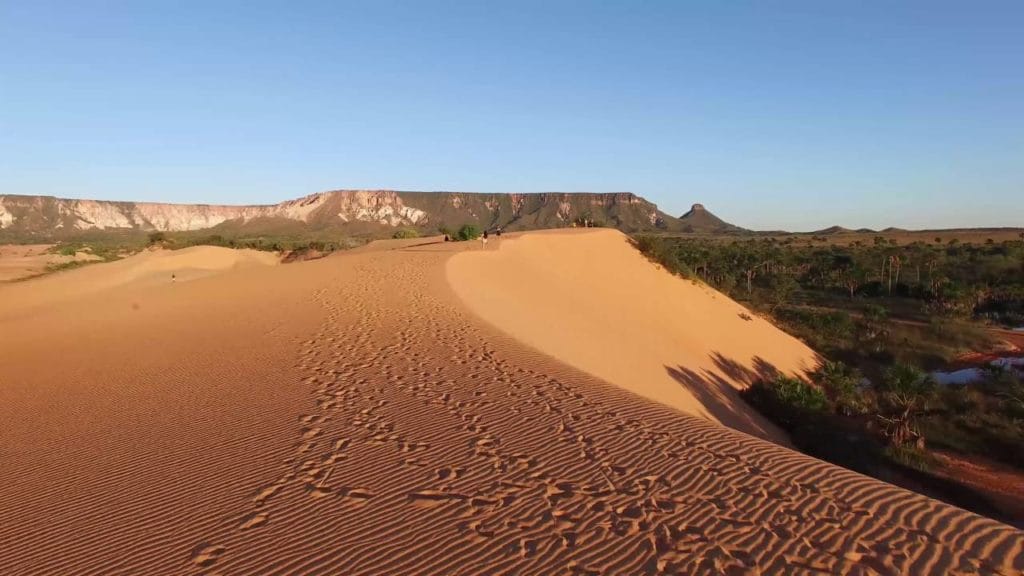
[636,235,1024,327]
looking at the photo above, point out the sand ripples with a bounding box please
[2,238,1022,575]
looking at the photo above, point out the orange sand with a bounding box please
[0,245,279,321]
[1,232,1021,575]
[448,228,818,442]
[0,243,101,282]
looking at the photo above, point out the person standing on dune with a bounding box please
[480,230,489,249]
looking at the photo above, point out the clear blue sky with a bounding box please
[2,1,1022,231]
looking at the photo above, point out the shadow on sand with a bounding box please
[665,352,793,443]
[668,353,1022,526]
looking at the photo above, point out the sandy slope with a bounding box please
[0,245,278,321]
[0,244,101,282]
[1,233,1022,575]
[448,228,818,442]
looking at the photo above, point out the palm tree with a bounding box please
[858,305,890,353]
[875,363,935,447]
[768,274,799,313]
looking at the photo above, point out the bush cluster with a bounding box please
[456,224,480,241]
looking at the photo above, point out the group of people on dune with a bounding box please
[479,227,502,248]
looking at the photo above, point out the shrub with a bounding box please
[742,374,828,429]
[938,384,982,415]
[885,445,935,473]
[45,261,89,273]
[771,375,829,413]
[874,363,936,447]
[811,360,866,415]
[767,274,799,312]
[147,231,166,245]
[456,224,480,241]
[634,235,686,277]
[857,304,890,353]
[787,308,854,340]
[392,229,419,239]
[188,234,229,248]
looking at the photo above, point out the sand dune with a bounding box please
[0,245,278,321]
[448,228,818,442]
[0,244,101,282]
[1,232,1021,575]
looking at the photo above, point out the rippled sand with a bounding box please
[1,233,1021,575]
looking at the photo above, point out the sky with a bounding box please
[1,1,1022,231]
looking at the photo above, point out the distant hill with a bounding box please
[676,203,746,233]
[0,190,696,241]
[812,225,854,235]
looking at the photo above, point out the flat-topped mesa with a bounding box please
[0,190,429,235]
[0,190,742,238]
[0,191,668,237]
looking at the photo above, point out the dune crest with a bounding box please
[447,228,819,442]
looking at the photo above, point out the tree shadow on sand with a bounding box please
[665,352,792,443]
[669,354,1021,525]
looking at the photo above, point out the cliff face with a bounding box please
[0,189,687,239]
[0,191,428,236]
[397,191,672,233]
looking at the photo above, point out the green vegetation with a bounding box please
[740,357,1023,521]
[742,375,827,429]
[634,234,1024,328]
[875,363,936,447]
[923,368,1024,469]
[456,224,481,241]
[740,373,883,474]
[392,228,419,239]
[44,260,94,274]
[884,445,936,473]
[49,239,132,263]
[34,230,368,278]
[812,360,865,415]
[154,231,366,254]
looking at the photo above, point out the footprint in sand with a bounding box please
[435,466,465,481]
[339,487,376,501]
[308,485,333,499]
[191,543,226,567]
[253,483,283,506]
[408,490,467,508]
[239,511,269,530]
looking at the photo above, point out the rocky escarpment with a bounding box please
[398,191,674,233]
[0,191,428,237]
[0,190,733,239]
